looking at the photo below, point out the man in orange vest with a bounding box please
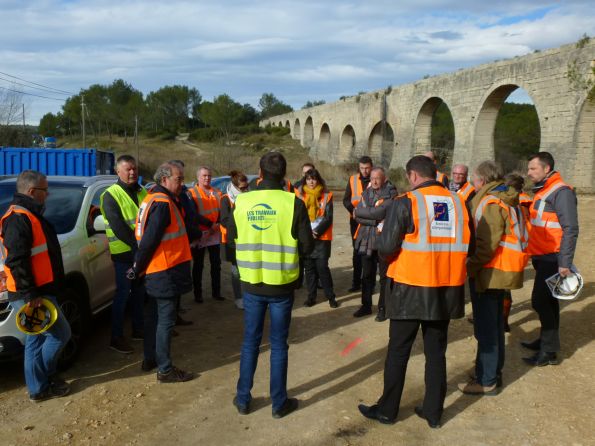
[521,152,579,366]
[450,163,475,204]
[1,170,72,401]
[424,151,449,188]
[343,156,373,292]
[131,162,194,382]
[459,161,528,395]
[358,155,469,429]
[188,166,224,303]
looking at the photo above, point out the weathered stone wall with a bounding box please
[262,41,595,191]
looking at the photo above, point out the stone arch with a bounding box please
[293,118,301,140]
[472,84,540,165]
[303,116,314,147]
[318,123,331,156]
[412,97,453,154]
[574,97,595,191]
[368,121,395,167]
[339,125,356,162]
[278,120,283,127]
[285,120,290,128]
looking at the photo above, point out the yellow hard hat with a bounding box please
[16,298,58,335]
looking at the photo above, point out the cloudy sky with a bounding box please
[1,0,594,124]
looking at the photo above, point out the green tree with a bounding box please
[38,112,60,137]
[302,100,326,109]
[258,93,293,119]
[199,94,246,140]
[145,85,201,133]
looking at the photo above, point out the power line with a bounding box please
[0,70,75,95]
[0,85,65,101]
[0,76,70,96]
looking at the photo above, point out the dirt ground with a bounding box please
[1,193,594,446]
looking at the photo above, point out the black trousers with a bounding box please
[531,258,561,352]
[377,319,450,422]
[361,251,387,309]
[191,245,221,298]
[304,256,335,301]
[350,219,362,288]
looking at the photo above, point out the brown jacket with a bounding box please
[467,181,525,293]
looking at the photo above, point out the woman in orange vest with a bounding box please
[220,170,250,310]
[295,169,337,308]
[460,162,528,396]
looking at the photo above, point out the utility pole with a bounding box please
[22,104,26,130]
[134,114,139,163]
[81,95,86,148]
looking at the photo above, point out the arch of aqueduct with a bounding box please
[261,40,595,192]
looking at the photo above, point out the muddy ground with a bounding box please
[1,194,594,446]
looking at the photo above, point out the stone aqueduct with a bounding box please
[261,41,595,192]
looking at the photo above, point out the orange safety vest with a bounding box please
[255,178,293,192]
[135,192,192,275]
[295,189,333,241]
[474,195,529,273]
[519,192,532,230]
[348,174,364,209]
[220,194,234,244]
[527,172,571,256]
[188,185,221,231]
[0,205,55,291]
[456,182,475,202]
[437,171,449,185]
[387,185,470,287]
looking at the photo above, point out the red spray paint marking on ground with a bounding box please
[341,338,363,356]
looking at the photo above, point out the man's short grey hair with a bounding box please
[452,164,469,175]
[154,162,176,184]
[474,161,503,184]
[197,166,211,176]
[16,170,46,194]
[371,166,386,177]
[168,159,185,170]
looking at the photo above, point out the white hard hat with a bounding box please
[545,266,584,300]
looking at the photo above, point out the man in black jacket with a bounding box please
[227,151,314,418]
[358,156,469,429]
[1,170,71,402]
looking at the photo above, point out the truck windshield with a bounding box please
[0,184,85,234]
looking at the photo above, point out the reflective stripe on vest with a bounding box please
[457,182,475,202]
[387,185,470,287]
[350,175,363,208]
[190,185,221,228]
[295,190,333,241]
[100,184,147,254]
[234,190,299,285]
[0,205,54,291]
[527,173,570,255]
[474,195,529,273]
[135,192,191,275]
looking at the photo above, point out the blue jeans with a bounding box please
[471,288,505,387]
[143,295,177,373]
[236,291,293,411]
[112,261,145,339]
[10,295,71,396]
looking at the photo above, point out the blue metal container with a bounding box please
[0,148,115,176]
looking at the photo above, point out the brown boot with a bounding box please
[458,380,499,396]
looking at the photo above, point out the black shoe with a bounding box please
[414,406,441,429]
[375,309,387,322]
[110,337,134,354]
[348,285,361,292]
[520,339,541,351]
[157,366,195,383]
[141,359,157,372]
[329,299,339,308]
[30,381,71,403]
[353,306,372,318]
[233,396,250,415]
[212,295,225,301]
[272,398,298,419]
[357,404,396,425]
[131,331,144,341]
[303,298,315,307]
[523,351,559,367]
[176,315,193,326]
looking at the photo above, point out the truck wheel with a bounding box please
[57,288,90,369]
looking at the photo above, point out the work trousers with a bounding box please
[111,260,145,339]
[192,244,221,299]
[143,294,177,374]
[377,319,450,423]
[361,251,387,309]
[531,258,561,352]
[350,218,362,288]
[304,256,335,302]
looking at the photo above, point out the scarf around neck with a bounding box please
[226,182,242,204]
[302,184,323,221]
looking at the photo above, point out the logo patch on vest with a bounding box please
[425,196,456,238]
[247,203,277,231]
